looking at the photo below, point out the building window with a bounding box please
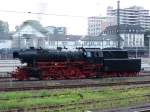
[129,34,132,46]
[106,40,110,46]
[89,41,94,45]
[62,41,68,46]
[49,41,55,46]
[133,34,135,46]
[140,38,143,46]
[124,36,128,47]
[112,41,116,47]
[84,41,88,46]
[97,42,102,46]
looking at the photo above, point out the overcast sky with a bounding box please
[0,0,149,35]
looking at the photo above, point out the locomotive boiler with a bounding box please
[11,47,141,80]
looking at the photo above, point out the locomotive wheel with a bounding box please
[56,69,64,80]
[39,71,49,80]
[99,72,115,78]
[65,67,84,79]
[56,68,65,80]
[47,67,65,80]
[127,72,138,77]
[16,69,29,81]
[65,69,76,79]
[116,72,138,77]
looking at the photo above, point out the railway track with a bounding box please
[0,71,149,91]
[91,104,150,112]
[0,80,150,92]
[0,71,149,82]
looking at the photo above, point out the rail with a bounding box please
[0,71,149,81]
[0,80,150,92]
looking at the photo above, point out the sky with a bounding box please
[0,0,149,35]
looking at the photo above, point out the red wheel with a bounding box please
[39,71,49,80]
[13,68,29,81]
[64,67,84,79]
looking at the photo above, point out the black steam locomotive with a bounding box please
[11,47,141,80]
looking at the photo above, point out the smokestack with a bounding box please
[117,0,121,48]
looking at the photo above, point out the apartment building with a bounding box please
[88,17,108,36]
[107,6,150,30]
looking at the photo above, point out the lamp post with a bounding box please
[78,40,81,48]
[18,32,21,49]
[102,37,104,49]
[135,39,138,58]
[78,40,83,48]
[135,47,138,58]
[149,36,150,57]
[117,0,121,48]
[57,40,58,48]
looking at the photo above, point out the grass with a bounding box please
[0,87,150,111]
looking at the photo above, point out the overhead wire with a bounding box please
[0,10,88,18]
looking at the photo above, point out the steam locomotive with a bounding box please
[11,47,141,80]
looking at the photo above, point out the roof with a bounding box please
[49,35,82,41]
[124,47,147,52]
[14,20,48,37]
[102,35,123,41]
[81,36,103,41]
[103,24,145,34]
[48,34,120,41]
[23,20,47,34]
[82,35,121,41]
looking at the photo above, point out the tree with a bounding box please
[0,20,9,34]
[22,20,47,33]
[23,20,42,29]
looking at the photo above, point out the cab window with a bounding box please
[86,52,92,58]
